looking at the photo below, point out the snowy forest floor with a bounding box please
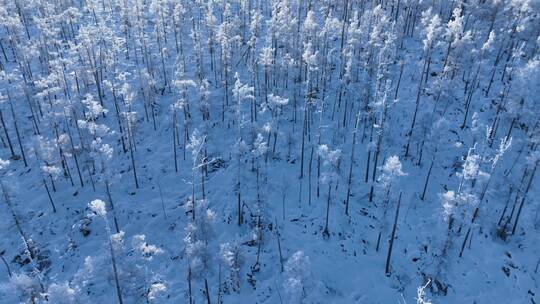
[0,0,539,304]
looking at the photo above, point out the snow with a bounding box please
[89,199,107,217]
[0,1,538,304]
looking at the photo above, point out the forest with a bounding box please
[0,0,538,303]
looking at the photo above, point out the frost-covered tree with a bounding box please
[220,241,243,294]
[232,73,254,226]
[318,144,341,237]
[376,155,406,253]
[251,131,269,228]
[0,273,42,303]
[0,1,538,302]
[173,53,197,162]
[186,128,207,213]
[184,196,215,303]
[149,0,170,88]
[378,155,407,203]
[88,199,124,304]
[283,251,312,304]
[420,8,443,85]
[261,94,289,160]
[457,144,490,193]
[442,7,473,77]
[33,135,61,212]
[0,159,50,300]
[439,190,477,253]
[217,3,240,122]
[184,199,215,275]
[78,94,121,232]
[131,234,165,302]
[115,78,140,189]
[0,77,28,167]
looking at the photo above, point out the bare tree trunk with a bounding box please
[308,146,314,206]
[157,180,167,219]
[106,181,121,233]
[42,179,57,213]
[127,124,139,189]
[299,108,307,179]
[345,112,360,214]
[421,159,434,201]
[64,114,84,187]
[205,278,211,304]
[0,255,11,278]
[323,182,332,237]
[276,223,284,273]
[511,162,537,235]
[188,267,193,304]
[108,230,124,304]
[8,97,27,166]
[237,188,242,226]
[173,110,178,172]
[385,192,402,276]
[0,110,15,159]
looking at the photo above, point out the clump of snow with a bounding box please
[0,158,10,170]
[440,190,457,222]
[147,282,167,302]
[89,199,107,216]
[132,234,163,261]
[46,281,77,304]
[111,231,125,249]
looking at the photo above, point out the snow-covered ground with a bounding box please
[0,0,538,303]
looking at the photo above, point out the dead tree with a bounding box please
[385,192,402,276]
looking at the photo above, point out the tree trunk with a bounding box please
[323,183,332,237]
[346,112,360,214]
[205,278,211,304]
[108,230,124,304]
[42,179,57,213]
[421,160,434,201]
[385,192,402,276]
[9,98,27,166]
[0,110,15,159]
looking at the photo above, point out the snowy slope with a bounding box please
[0,0,539,304]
